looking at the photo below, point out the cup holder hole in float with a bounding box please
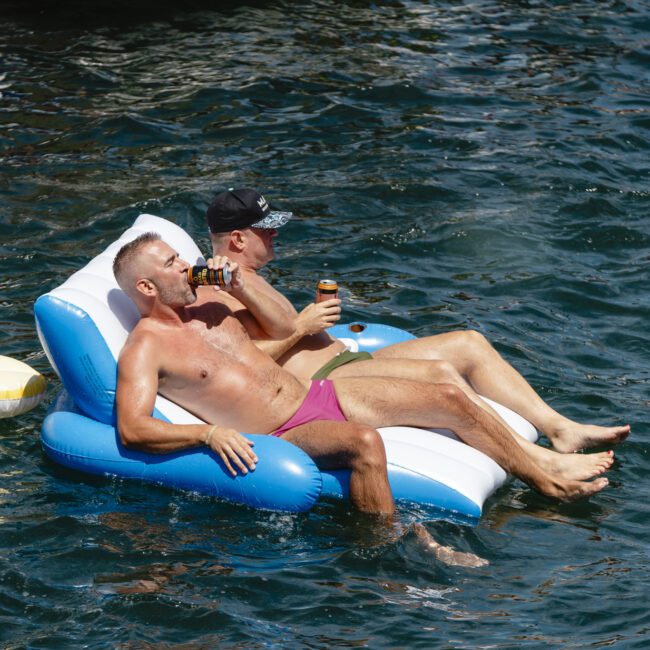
[348,323,366,333]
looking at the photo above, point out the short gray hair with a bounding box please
[113,232,161,287]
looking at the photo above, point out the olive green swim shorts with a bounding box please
[310,350,373,380]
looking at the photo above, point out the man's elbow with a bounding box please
[117,419,146,449]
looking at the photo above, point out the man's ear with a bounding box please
[135,277,157,297]
[230,229,246,252]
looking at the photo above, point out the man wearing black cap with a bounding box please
[205,188,629,456]
[113,232,612,519]
[207,187,294,233]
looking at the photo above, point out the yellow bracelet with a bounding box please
[205,425,218,447]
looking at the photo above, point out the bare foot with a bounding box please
[529,446,614,481]
[413,524,488,568]
[550,423,630,454]
[546,477,609,502]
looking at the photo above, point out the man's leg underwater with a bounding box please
[370,329,630,452]
[279,420,486,567]
[279,420,395,515]
[333,376,609,501]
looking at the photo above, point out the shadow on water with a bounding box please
[1,0,274,18]
[1,0,402,28]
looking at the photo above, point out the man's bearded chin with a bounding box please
[155,281,197,307]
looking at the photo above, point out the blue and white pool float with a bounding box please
[35,214,537,519]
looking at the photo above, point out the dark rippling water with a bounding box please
[1,0,649,647]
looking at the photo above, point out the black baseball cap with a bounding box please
[206,188,293,233]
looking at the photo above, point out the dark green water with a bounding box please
[1,0,649,647]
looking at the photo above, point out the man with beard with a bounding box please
[112,233,611,521]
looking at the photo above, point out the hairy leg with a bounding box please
[331,357,614,480]
[280,420,395,515]
[371,330,629,452]
[281,418,488,564]
[333,376,608,501]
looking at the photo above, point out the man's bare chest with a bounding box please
[156,313,247,378]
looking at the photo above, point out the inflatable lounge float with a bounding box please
[35,214,537,519]
[0,355,47,418]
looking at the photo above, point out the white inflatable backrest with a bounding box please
[35,214,206,425]
[60,213,204,356]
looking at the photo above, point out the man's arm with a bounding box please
[209,257,295,340]
[229,281,296,340]
[254,299,341,360]
[116,333,257,476]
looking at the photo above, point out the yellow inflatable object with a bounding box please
[0,356,47,418]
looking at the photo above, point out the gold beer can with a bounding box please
[316,279,338,303]
[187,265,232,287]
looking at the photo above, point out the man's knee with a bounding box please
[349,425,387,468]
[434,382,472,411]
[457,328,491,350]
[427,360,464,386]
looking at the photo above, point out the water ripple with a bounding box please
[1,0,649,647]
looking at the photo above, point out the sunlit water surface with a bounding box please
[1,0,649,647]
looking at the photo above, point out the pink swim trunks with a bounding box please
[271,379,347,437]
